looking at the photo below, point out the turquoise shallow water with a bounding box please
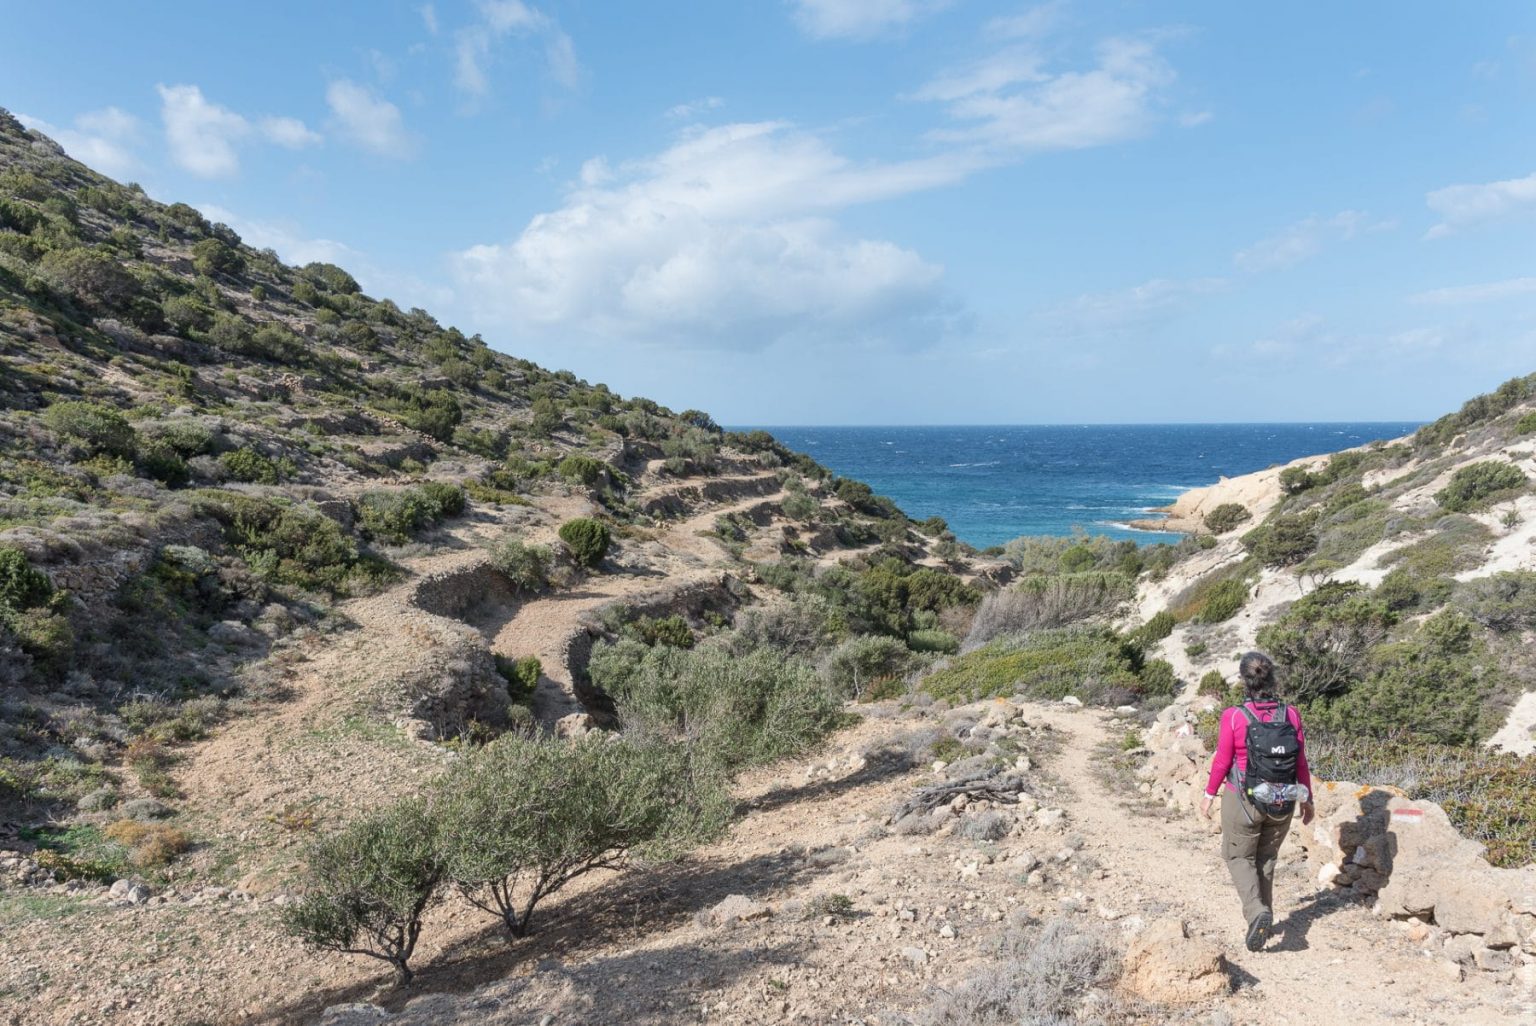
[743,423,1421,549]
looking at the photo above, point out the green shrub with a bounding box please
[301,261,361,294]
[397,389,462,443]
[1306,611,1501,747]
[1242,513,1317,567]
[1515,412,1536,436]
[353,484,465,543]
[1278,466,1319,494]
[1138,659,1177,698]
[1374,567,1453,613]
[494,655,542,703]
[436,734,729,939]
[1131,611,1175,647]
[1203,503,1251,534]
[10,609,73,677]
[1380,516,1492,578]
[43,401,136,460]
[922,628,1150,706]
[1435,461,1528,513]
[282,797,443,985]
[558,518,610,568]
[161,294,212,334]
[489,538,551,592]
[1198,579,1250,623]
[625,614,695,648]
[1453,571,1536,632]
[1255,582,1395,704]
[0,547,53,615]
[530,396,562,436]
[822,635,916,698]
[557,454,606,486]
[191,238,244,277]
[907,628,960,655]
[1197,670,1227,696]
[218,446,287,484]
[587,640,842,770]
[135,440,190,487]
[782,493,819,522]
[196,492,375,595]
[38,247,139,307]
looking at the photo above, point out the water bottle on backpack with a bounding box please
[1234,702,1302,819]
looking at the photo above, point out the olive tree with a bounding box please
[437,734,730,939]
[281,798,443,986]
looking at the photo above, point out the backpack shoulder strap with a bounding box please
[1233,704,1260,727]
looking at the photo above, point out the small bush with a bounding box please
[1198,579,1250,623]
[102,819,191,867]
[1515,412,1536,435]
[626,614,695,648]
[907,628,960,654]
[191,238,244,277]
[489,538,551,592]
[1279,466,1319,494]
[924,628,1155,707]
[39,247,140,307]
[920,917,1119,1026]
[822,635,916,698]
[1204,502,1251,534]
[588,640,842,770]
[557,454,606,486]
[1255,582,1395,705]
[1130,610,1175,647]
[1435,461,1528,513]
[0,547,53,616]
[1243,512,1318,567]
[495,655,541,703]
[1198,670,1227,696]
[354,484,465,543]
[219,446,288,484]
[43,400,136,460]
[558,518,610,569]
[282,798,443,986]
[1454,571,1536,632]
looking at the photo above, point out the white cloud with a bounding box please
[790,0,952,41]
[1410,277,1536,305]
[418,3,439,35]
[915,35,1175,153]
[454,0,581,98]
[325,80,414,158]
[1233,211,1389,272]
[1042,277,1227,338]
[1425,171,1536,238]
[16,107,142,177]
[666,96,726,121]
[259,116,322,149]
[1179,110,1212,127]
[157,84,251,177]
[156,84,321,176]
[451,121,966,350]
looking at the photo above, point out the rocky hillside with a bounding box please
[0,106,1011,1024]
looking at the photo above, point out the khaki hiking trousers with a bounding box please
[1220,788,1293,923]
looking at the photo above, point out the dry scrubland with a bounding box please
[0,108,1534,1025]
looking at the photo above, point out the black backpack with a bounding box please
[1232,702,1300,819]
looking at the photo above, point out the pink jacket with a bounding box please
[1204,701,1312,798]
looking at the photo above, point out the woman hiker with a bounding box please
[1199,651,1315,952]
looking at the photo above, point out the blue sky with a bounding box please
[4,1,1535,424]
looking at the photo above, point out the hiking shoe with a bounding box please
[1245,910,1272,952]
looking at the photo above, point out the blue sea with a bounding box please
[743,424,1422,549]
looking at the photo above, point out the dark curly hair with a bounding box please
[1238,650,1278,702]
